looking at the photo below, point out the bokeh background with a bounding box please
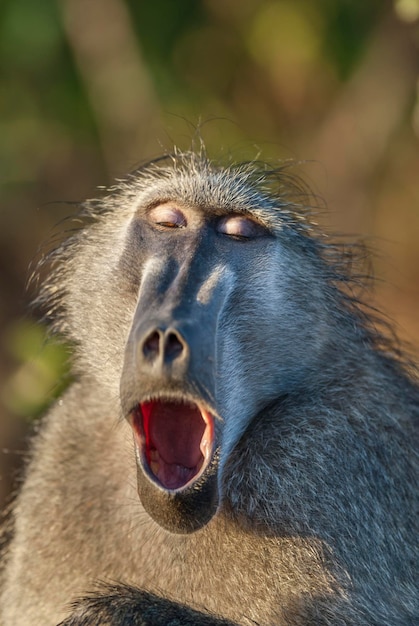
[1,0,419,506]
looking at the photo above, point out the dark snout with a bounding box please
[120,256,233,533]
[129,314,215,404]
[122,254,232,407]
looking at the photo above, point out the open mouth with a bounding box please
[130,399,215,491]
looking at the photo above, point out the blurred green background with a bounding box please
[1,0,419,505]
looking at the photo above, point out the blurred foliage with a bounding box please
[0,0,390,191]
[1,321,71,419]
[0,0,419,447]
[322,0,384,78]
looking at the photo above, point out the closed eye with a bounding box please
[217,215,268,239]
[148,204,187,229]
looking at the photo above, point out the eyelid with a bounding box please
[147,205,187,228]
[217,215,268,238]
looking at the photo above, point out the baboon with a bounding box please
[0,152,418,626]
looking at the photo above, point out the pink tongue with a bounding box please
[157,463,197,490]
[145,401,205,468]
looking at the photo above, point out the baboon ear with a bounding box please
[58,584,236,626]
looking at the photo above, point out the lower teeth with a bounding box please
[148,450,196,488]
[150,460,159,475]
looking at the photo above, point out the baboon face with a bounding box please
[115,164,330,533]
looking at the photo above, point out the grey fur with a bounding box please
[57,584,236,625]
[1,152,418,625]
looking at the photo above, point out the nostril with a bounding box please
[140,327,187,367]
[165,331,184,360]
[142,330,161,359]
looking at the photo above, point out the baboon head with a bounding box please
[53,154,336,534]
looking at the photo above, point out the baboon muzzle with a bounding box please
[124,252,231,402]
[121,255,231,533]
